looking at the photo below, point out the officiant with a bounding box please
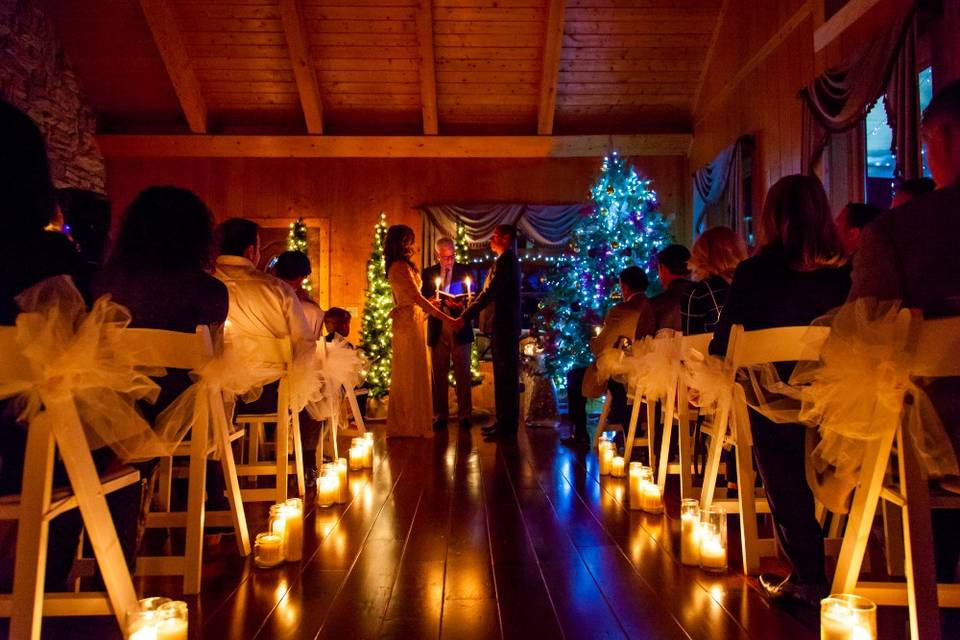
[422,236,475,430]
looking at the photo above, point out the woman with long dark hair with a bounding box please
[709,174,850,608]
[383,224,455,437]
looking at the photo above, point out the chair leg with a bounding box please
[732,403,761,575]
[676,385,695,501]
[182,410,208,595]
[657,386,677,492]
[898,426,941,640]
[276,384,290,503]
[699,405,729,510]
[47,398,138,629]
[832,431,895,594]
[213,393,250,556]
[623,389,643,461]
[595,391,612,448]
[156,456,173,512]
[645,401,656,468]
[10,413,57,640]
[291,409,306,497]
[347,388,366,435]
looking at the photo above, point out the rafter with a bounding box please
[96,134,692,158]
[416,0,439,135]
[691,0,730,117]
[137,0,208,133]
[814,0,883,52]
[279,0,324,134]
[537,0,566,135]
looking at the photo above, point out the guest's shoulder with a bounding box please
[876,182,960,231]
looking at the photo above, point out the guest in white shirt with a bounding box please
[214,219,314,359]
[273,250,325,340]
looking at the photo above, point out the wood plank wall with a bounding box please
[104,156,689,339]
[688,0,932,217]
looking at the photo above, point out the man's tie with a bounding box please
[443,267,450,292]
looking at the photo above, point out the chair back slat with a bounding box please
[0,328,32,381]
[732,325,829,366]
[680,332,712,356]
[912,315,960,377]
[114,327,213,370]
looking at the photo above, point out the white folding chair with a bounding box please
[234,336,306,502]
[315,339,367,463]
[119,327,251,595]
[832,313,960,640]
[652,332,713,500]
[0,329,140,639]
[699,324,830,575]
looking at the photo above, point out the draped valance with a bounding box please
[420,203,586,266]
[800,2,920,181]
[693,135,753,242]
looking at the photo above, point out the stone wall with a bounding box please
[0,0,105,192]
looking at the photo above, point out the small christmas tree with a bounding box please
[360,212,393,398]
[453,221,482,384]
[536,152,672,384]
[287,217,312,293]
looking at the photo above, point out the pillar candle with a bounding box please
[335,457,348,504]
[283,498,304,562]
[362,440,374,469]
[680,499,700,566]
[698,527,727,571]
[641,482,663,513]
[611,456,626,478]
[317,469,338,508]
[599,446,614,476]
[349,446,364,470]
[628,462,644,510]
[820,595,877,640]
[434,277,442,300]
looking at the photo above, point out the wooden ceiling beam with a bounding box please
[279,0,324,134]
[691,0,729,116]
[416,0,439,135]
[137,0,208,133]
[537,0,566,135]
[97,134,692,158]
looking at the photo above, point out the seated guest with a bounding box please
[683,226,746,335]
[891,176,936,207]
[0,101,95,592]
[851,79,960,583]
[323,306,352,343]
[651,244,695,331]
[835,202,883,255]
[710,174,850,606]
[562,266,656,446]
[273,250,325,340]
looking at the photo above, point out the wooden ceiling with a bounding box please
[42,0,722,138]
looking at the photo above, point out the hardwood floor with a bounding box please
[4,420,927,639]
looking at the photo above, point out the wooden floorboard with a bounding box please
[6,420,879,640]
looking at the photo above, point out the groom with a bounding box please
[457,224,522,440]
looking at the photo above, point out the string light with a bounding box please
[359,212,393,397]
[286,218,313,293]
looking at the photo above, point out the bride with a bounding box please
[383,225,456,437]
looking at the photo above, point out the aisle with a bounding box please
[27,422,825,640]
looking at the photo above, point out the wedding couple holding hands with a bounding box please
[383,224,521,441]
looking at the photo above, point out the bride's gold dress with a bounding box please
[386,261,444,438]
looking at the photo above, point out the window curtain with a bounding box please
[420,203,585,267]
[693,135,753,241]
[800,3,921,181]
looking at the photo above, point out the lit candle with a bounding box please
[641,481,663,513]
[820,595,877,640]
[254,532,284,568]
[283,498,304,562]
[699,527,726,570]
[594,325,602,337]
[680,499,700,566]
[349,445,364,471]
[317,467,338,508]
[464,276,472,302]
[434,276,442,300]
[156,601,188,640]
[127,614,159,640]
[628,462,645,509]
[362,432,375,468]
[599,445,614,476]
[611,456,625,478]
[335,457,348,504]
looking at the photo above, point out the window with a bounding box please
[864,66,933,208]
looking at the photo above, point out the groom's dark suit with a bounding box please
[462,249,522,432]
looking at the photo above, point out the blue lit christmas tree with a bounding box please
[360,212,393,397]
[536,152,672,383]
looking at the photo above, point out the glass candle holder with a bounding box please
[155,600,188,640]
[335,457,348,503]
[317,464,339,508]
[628,462,645,510]
[269,503,287,540]
[126,609,159,640]
[680,499,700,566]
[283,498,304,562]
[254,532,284,568]
[820,594,877,640]
[599,442,615,476]
[638,466,663,513]
[611,455,626,478]
[349,437,365,471]
[698,505,727,572]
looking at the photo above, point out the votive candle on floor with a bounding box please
[628,462,645,509]
[126,610,159,640]
[363,441,374,469]
[283,498,304,562]
[317,466,338,507]
[820,594,877,640]
[335,457,348,503]
[641,480,663,514]
[599,444,614,476]
[349,445,364,471]
[254,532,284,568]
[698,505,727,572]
[155,601,188,640]
[611,455,626,478]
[680,499,700,566]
